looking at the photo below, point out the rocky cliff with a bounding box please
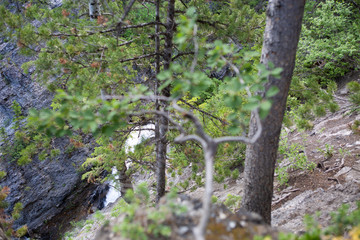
[0,37,107,239]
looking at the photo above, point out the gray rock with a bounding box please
[0,37,106,239]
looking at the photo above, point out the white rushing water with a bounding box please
[104,124,155,206]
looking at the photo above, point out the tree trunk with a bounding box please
[155,0,175,202]
[89,0,101,19]
[241,0,305,224]
[118,160,133,202]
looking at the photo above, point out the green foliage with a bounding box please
[12,202,23,220]
[325,202,360,236]
[298,202,360,239]
[11,100,25,130]
[255,202,360,240]
[349,120,360,135]
[0,171,6,180]
[223,194,242,212]
[0,101,63,166]
[15,225,28,238]
[0,186,27,238]
[275,167,289,187]
[298,0,360,81]
[111,184,186,239]
[287,0,360,129]
[211,195,218,204]
[317,144,335,159]
[276,132,316,186]
[25,3,275,194]
[347,81,360,111]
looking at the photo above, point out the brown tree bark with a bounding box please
[241,0,306,224]
[118,160,133,202]
[155,0,175,202]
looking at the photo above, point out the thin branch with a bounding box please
[174,134,207,149]
[179,0,188,8]
[116,0,137,44]
[179,99,227,125]
[49,22,165,38]
[283,188,299,194]
[118,53,161,63]
[190,24,198,73]
[325,157,345,173]
[272,193,291,205]
[172,51,195,61]
[128,156,155,172]
[196,19,229,28]
[102,94,173,102]
[172,102,211,143]
[129,109,185,134]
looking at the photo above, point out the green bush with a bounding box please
[298,0,360,82]
[348,81,360,111]
[287,0,360,129]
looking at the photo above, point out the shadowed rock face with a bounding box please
[0,39,107,239]
[0,41,52,135]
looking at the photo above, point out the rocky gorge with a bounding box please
[0,36,109,239]
[0,1,359,239]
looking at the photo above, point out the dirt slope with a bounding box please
[187,73,360,233]
[271,75,360,232]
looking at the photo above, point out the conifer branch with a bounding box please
[178,99,227,125]
[172,51,195,61]
[118,53,162,63]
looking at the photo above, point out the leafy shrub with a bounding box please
[288,0,360,129]
[0,101,60,165]
[298,0,360,82]
[0,187,27,238]
[276,133,316,186]
[111,184,186,240]
[347,81,360,111]
[223,194,242,212]
[255,202,360,240]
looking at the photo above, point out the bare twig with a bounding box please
[119,53,161,63]
[272,193,291,205]
[325,157,345,173]
[172,51,195,61]
[328,177,340,184]
[179,99,228,125]
[128,156,155,172]
[283,188,299,194]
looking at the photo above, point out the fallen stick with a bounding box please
[325,157,345,173]
[328,177,340,184]
[272,193,291,205]
[283,188,300,194]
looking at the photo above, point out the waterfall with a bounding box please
[104,125,154,206]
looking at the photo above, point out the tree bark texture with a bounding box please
[241,0,305,224]
[155,0,175,202]
[118,160,133,202]
[89,0,101,19]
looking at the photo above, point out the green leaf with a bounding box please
[243,101,259,111]
[54,117,65,127]
[266,86,279,98]
[260,100,272,112]
[88,121,98,133]
[271,67,283,76]
[259,100,272,119]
